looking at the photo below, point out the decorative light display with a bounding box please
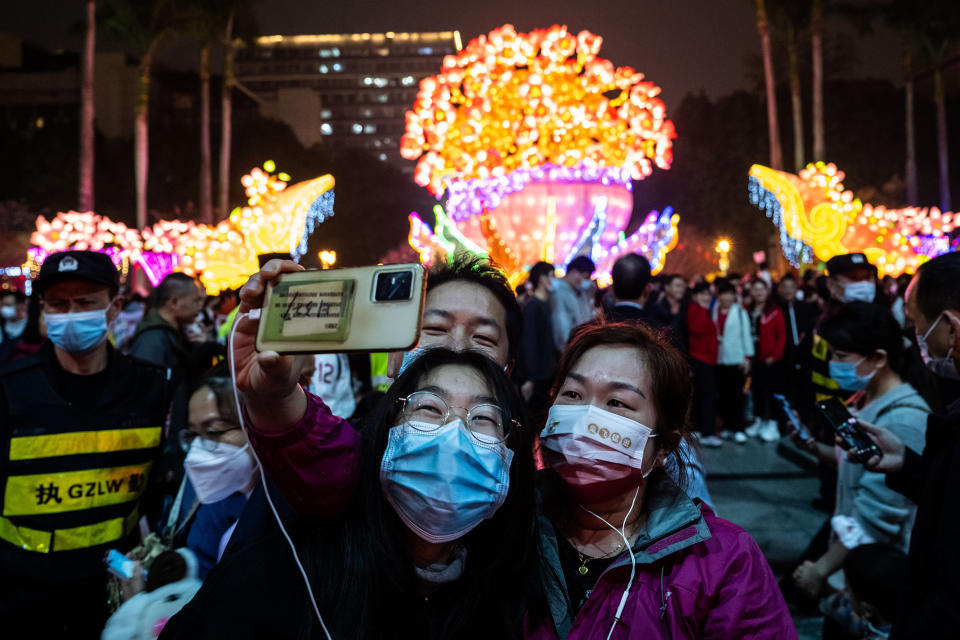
[749,162,959,274]
[401,24,679,284]
[410,203,678,288]
[716,238,731,275]
[29,164,336,293]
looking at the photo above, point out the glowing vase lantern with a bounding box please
[401,25,677,284]
[451,171,633,271]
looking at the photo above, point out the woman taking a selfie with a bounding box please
[162,347,546,639]
[530,322,795,639]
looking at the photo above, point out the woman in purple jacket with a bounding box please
[531,322,796,639]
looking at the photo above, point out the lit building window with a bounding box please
[418,47,434,55]
[401,75,415,86]
[376,93,389,103]
[321,123,333,135]
[332,63,342,72]
[352,123,363,134]
[320,109,332,119]
[379,153,388,161]
[364,124,376,134]
[318,64,328,73]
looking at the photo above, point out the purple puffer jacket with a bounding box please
[528,476,797,640]
[248,393,796,639]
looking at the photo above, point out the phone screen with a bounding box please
[817,398,853,429]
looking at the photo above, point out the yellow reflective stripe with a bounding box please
[54,508,139,552]
[9,427,162,461]
[0,509,138,553]
[812,334,829,360]
[0,515,51,553]
[812,370,840,390]
[3,463,151,516]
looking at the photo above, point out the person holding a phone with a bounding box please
[849,252,960,639]
[162,346,547,638]
[789,302,931,634]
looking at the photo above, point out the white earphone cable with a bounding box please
[581,486,641,640]
[229,310,333,640]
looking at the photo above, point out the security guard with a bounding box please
[810,253,879,402]
[0,251,174,637]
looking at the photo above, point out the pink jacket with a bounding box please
[528,477,797,639]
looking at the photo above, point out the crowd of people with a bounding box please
[0,245,957,640]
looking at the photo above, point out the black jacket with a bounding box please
[517,297,556,383]
[886,401,960,638]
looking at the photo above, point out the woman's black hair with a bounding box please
[820,301,940,410]
[189,375,239,427]
[298,347,546,639]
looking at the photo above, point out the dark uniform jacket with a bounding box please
[886,401,960,638]
[0,343,173,635]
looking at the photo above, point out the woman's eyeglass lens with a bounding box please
[401,391,510,443]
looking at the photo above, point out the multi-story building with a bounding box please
[235,31,462,167]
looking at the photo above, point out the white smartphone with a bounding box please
[255,264,426,354]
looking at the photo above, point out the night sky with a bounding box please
[7,0,902,106]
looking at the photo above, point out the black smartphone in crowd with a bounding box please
[816,398,883,464]
[772,394,812,442]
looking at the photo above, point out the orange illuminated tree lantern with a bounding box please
[401,24,678,285]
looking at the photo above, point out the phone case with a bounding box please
[256,264,426,354]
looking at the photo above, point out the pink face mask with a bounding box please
[540,404,657,502]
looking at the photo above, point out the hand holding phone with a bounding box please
[234,259,313,434]
[816,398,882,464]
[256,264,426,354]
[773,394,812,442]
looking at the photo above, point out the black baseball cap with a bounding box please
[34,250,120,295]
[826,253,876,277]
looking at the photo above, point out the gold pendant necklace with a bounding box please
[575,541,624,575]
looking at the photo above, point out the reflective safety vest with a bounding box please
[811,332,843,402]
[0,346,173,580]
[370,352,392,392]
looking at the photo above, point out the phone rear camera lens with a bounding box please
[375,270,414,302]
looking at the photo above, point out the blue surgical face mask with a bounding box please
[397,346,429,378]
[44,309,109,353]
[829,357,875,391]
[380,418,513,543]
[843,280,876,303]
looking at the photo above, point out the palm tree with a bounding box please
[785,21,805,171]
[903,46,918,204]
[78,0,96,212]
[184,2,218,225]
[219,8,235,221]
[754,0,784,170]
[810,0,825,161]
[199,43,213,225]
[104,0,180,233]
[894,0,960,211]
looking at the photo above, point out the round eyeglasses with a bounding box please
[398,390,517,443]
[179,420,241,452]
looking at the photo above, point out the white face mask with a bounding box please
[183,439,257,504]
[843,280,876,303]
[917,314,960,380]
[540,404,657,502]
